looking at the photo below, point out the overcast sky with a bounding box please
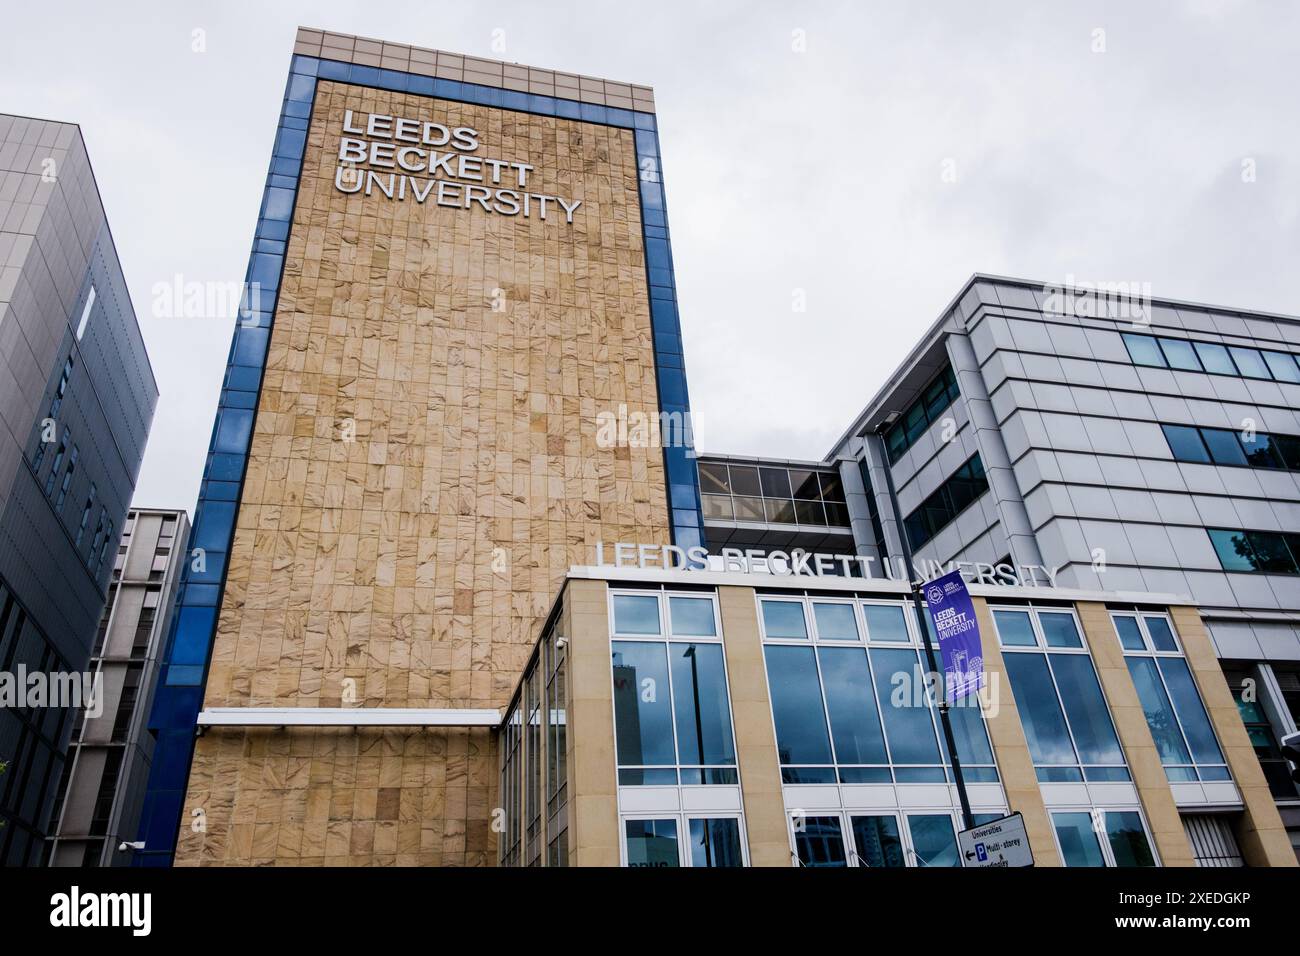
[2,0,1298,512]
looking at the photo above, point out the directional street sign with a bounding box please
[957,812,1034,868]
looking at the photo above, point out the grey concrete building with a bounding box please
[0,114,158,864]
[47,508,187,866]
[702,274,1300,860]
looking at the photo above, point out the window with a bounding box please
[1183,814,1244,867]
[761,596,997,786]
[1122,331,1300,385]
[696,459,849,527]
[993,606,1129,782]
[1163,423,1300,471]
[54,445,79,510]
[1112,612,1228,783]
[43,433,69,497]
[791,809,1001,868]
[624,815,746,867]
[903,454,990,549]
[545,625,567,819]
[1053,810,1157,867]
[611,590,737,786]
[74,485,97,548]
[1221,664,1297,799]
[883,364,961,463]
[1208,528,1300,575]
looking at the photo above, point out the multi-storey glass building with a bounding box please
[48,508,187,866]
[0,113,157,864]
[137,29,1297,868]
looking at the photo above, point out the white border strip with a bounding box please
[196,707,501,728]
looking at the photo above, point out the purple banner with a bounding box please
[922,569,984,702]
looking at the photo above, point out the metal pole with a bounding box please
[872,427,976,832]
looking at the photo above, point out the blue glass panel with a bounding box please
[648,267,673,288]
[658,368,686,406]
[635,130,659,156]
[994,609,1037,646]
[668,597,716,636]
[1158,657,1224,765]
[654,332,682,355]
[194,500,236,552]
[186,551,226,584]
[171,606,216,666]
[607,107,635,128]
[1105,811,1156,866]
[290,55,319,76]
[1143,616,1178,651]
[274,127,306,159]
[351,65,381,86]
[259,218,290,241]
[286,74,315,102]
[639,179,664,209]
[226,365,262,392]
[613,594,660,634]
[279,117,309,133]
[183,584,220,606]
[502,90,529,111]
[214,408,253,454]
[862,604,909,642]
[233,326,269,367]
[669,482,697,510]
[672,525,702,552]
[317,59,349,80]
[1113,615,1145,650]
[907,814,959,867]
[1039,611,1083,648]
[633,112,656,131]
[409,75,435,96]
[283,99,312,120]
[254,238,287,254]
[261,187,296,221]
[645,238,671,271]
[378,69,409,91]
[579,103,605,123]
[1126,656,1193,765]
[1054,812,1105,866]
[207,453,245,481]
[165,664,204,686]
[554,98,581,120]
[203,480,241,500]
[818,647,887,764]
[528,94,554,114]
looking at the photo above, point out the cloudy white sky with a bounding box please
[2,0,1298,512]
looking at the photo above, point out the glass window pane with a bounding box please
[688,818,744,867]
[1126,656,1193,766]
[732,496,764,521]
[1113,615,1145,651]
[813,602,859,641]
[793,816,847,867]
[698,462,730,494]
[764,646,832,764]
[994,609,1037,646]
[789,469,820,499]
[1245,531,1298,574]
[863,604,910,642]
[764,498,796,523]
[818,647,888,764]
[1274,434,1300,469]
[669,597,716,636]
[1039,611,1083,648]
[1050,654,1125,766]
[625,818,679,867]
[1208,529,1257,572]
[795,499,827,525]
[850,815,905,868]
[870,647,942,764]
[1104,811,1156,866]
[1194,341,1236,375]
[1053,812,1106,867]
[1003,653,1077,766]
[1142,616,1178,651]
[613,594,660,634]
[1263,351,1300,382]
[907,814,959,867]
[1201,428,1248,466]
[701,494,733,519]
[612,642,675,766]
[728,465,761,496]
[1122,333,1166,367]
[759,467,792,498]
[941,691,996,766]
[1229,346,1269,379]
[1161,424,1210,463]
[761,600,807,639]
[819,472,846,502]
[1157,337,1202,371]
[670,643,736,766]
[1158,657,1225,765]
[1240,432,1284,468]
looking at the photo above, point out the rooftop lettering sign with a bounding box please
[592,542,1059,587]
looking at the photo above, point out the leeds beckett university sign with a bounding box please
[921,569,984,702]
[334,110,583,223]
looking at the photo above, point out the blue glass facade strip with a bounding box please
[135,53,702,864]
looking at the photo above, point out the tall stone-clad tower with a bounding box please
[136,28,702,865]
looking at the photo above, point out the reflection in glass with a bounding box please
[994,609,1037,646]
[818,647,887,765]
[1038,612,1082,648]
[870,647,942,765]
[1158,657,1224,765]
[1113,615,1145,651]
[794,816,847,867]
[1105,811,1156,866]
[851,815,905,868]
[762,600,808,639]
[907,814,958,867]
[1003,653,1076,766]
[813,602,859,641]
[1142,616,1178,652]
[688,818,744,867]
[670,643,736,766]
[612,642,675,766]
[764,645,832,765]
[625,818,680,867]
[613,594,660,634]
[863,604,910,642]
[669,596,716,636]
[1126,656,1192,766]
[1050,653,1124,766]
[1053,812,1105,866]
